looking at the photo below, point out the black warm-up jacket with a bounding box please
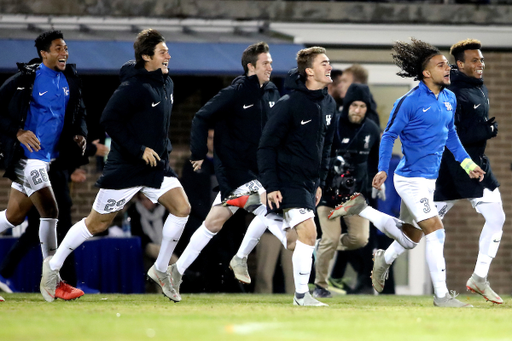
[96,61,176,189]
[190,74,280,199]
[434,68,499,201]
[258,68,336,211]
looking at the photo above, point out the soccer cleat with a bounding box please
[466,274,503,304]
[293,292,328,307]
[371,249,390,293]
[433,291,473,308]
[168,263,183,299]
[328,193,368,220]
[222,192,261,212]
[229,255,251,284]
[0,295,4,302]
[55,281,84,300]
[0,277,14,293]
[147,264,181,302]
[40,256,59,302]
[312,285,332,298]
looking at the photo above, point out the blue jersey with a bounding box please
[379,81,469,179]
[23,64,69,161]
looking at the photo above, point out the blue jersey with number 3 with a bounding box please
[379,81,469,179]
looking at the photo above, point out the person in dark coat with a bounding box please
[171,42,289,296]
[434,39,504,304]
[258,47,336,306]
[40,29,191,303]
[0,30,87,300]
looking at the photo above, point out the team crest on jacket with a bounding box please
[269,101,275,108]
[444,102,452,111]
[326,115,332,126]
[364,135,370,149]
[171,94,174,103]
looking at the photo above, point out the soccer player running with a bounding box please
[258,47,336,306]
[40,29,191,302]
[331,38,485,307]
[0,30,87,300]
[371,39,504,304]
[167,42,283,294]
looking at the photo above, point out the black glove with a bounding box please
[486,117,498,137]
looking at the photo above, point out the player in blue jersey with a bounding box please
[330,38,485,307]
[0,30,87,300]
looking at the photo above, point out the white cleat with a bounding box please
[371,249,390,293]
[147,264,181,302]
[433,291,473,308]
[40,256,59,302]
[466,274,503,304]
[229,255,251,284]
[168,263,183,299]
[293,292,328,307]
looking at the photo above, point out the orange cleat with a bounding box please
[222,192,261,212]
[55,281,84,301]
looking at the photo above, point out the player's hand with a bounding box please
[191,160,204,172]
[461,158,485,182]
[92,139,109,157]
[70,168,87,183]
[371,182,387,201]
[267,190,283,210]
[17,129,40,152]
[74,135,86,155]
[142,147,161,167]
[469,165,485,182]
[315,187,322,206]
[372,171,387,190]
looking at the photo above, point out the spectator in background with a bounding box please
[0,30,88,300]
[327,69,343,109]
[339,64,380,127]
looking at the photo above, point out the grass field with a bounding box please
[1,293,511,341]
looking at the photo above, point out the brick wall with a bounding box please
[444,52,512,295]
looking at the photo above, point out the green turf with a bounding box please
[1,293,510,341]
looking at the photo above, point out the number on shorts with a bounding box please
[30,168,49,185]
[104,199,127,212]
[420,197,431,213]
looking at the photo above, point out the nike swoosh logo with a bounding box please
[474,104,481,109]
[39,91,48,96]
[243,104,254,109]
[301,120,312,125]
[152,102,161,107]
[423,107,431,112]
[493,239,500,242]
[17,87,25,90]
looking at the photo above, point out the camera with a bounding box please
[327,155,356,202]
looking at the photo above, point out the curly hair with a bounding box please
[392,38,441,81]
[34,30,64,59]
[450,39,482,63]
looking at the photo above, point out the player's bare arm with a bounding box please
[16,129,40,152]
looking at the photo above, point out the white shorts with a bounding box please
[283,208,315,229]
[11,159,51,197]
[394,174,438,229]
[436,187,503,219]
[92,176,183,214]
[212,179,265,214]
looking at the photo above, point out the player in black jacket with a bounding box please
[169,42,285,296]
[313,83,381,298]
[258,47,336,306]
[435,39,503,304]
[40,29,191,303]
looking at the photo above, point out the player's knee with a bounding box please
[5,211,25,226]
[174,202,191,218]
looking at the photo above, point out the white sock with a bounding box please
[49,218,92,271]
[236,215,266,259]
[292,240,314,294]
[176,223,216,275]
[155,214,189,272]
[0,210,15,233]
[39,218,58,259]
[359,206,417,249]
[474,253,492,278]
[384,241,406,265]
[425,229,448,298]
